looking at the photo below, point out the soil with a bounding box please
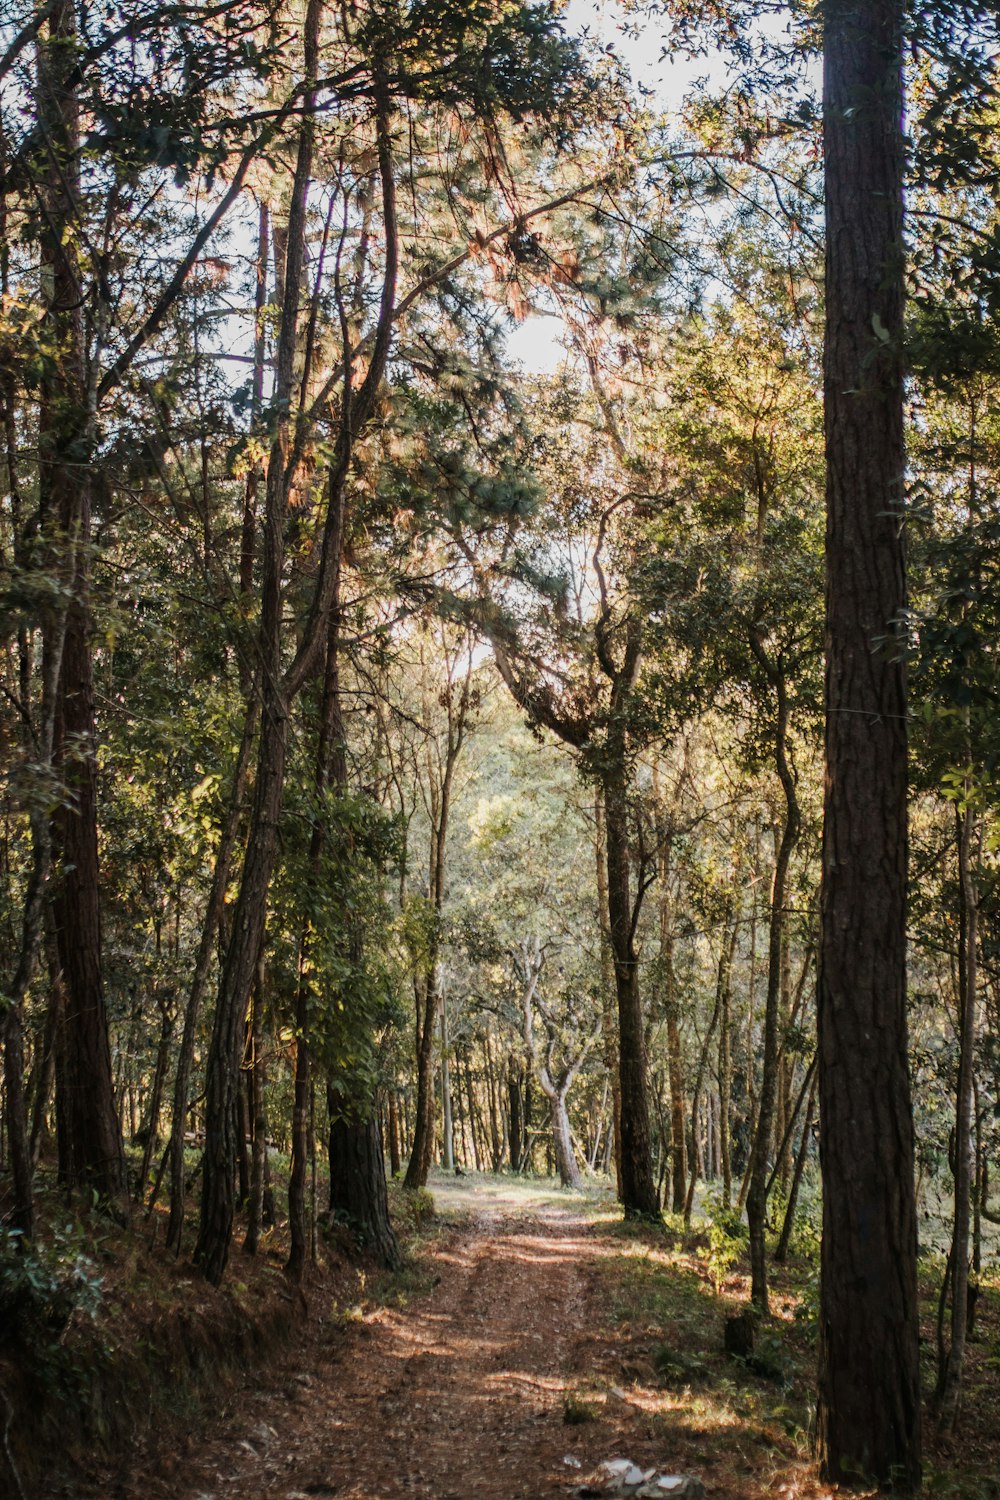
[85,1193,607,1498]
[51,1176,998,1500]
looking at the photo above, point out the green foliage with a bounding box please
[653,1341,709,1389]
[272,783,406,1099]
[0,1224,104,1347]
[562,1389,596,1424]
[390,1186,437,1234]
[704,1194,748,1294]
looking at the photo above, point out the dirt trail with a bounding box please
[114,1186,624,1500]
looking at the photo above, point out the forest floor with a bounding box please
[49,1172,1000,1500]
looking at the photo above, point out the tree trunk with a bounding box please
[244,962,268,1256]
[328,1087,400,1269]
[405,965,440,1188]
[602,760,658,1218]
[195,0,322,1284]
[683,913,734,1224]
[816,0,921,1485]
[595,791,624,1198]
[29,961,62,1169]
[39,0,126,1204]
[549,1092,581,1189]
[508,1055,524,1170]
[936,807,979,1429]
[135,995,174,1202]
[288,495,347,1280]
[439,993,454,1172]
[404,642,474,1189]
[746,688,799,1313]
[51,588,127,1199]
[388,1089,401,1177]
[719,945,733,1208]
[165,700,257,1247]
[775,1066,817,1264]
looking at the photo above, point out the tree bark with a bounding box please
[746,672,799,1313]
[816,0,921,1485]
[936,806,979,1429]
[40,0,125,1205]
[602,756,659,1218]
[404,638,474,1188]
[165,699,257,1248]
[244,962,268,1257]
[595,791,624,1197]
[196,0,324,1283]
[328,1087,400,1269]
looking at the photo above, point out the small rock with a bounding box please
[589,1458,706,1499]
[563,1455,583,1469]
[637,1478,706,1500]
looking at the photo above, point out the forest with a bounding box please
[0,0,999,1495]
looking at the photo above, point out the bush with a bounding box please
[704,1194,748,1293]
[0,1223,104,1346]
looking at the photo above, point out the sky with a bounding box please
[504,0,732,373]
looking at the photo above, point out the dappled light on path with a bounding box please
[84,1175,843,1500]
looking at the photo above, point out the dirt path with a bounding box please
[117,1187,626,1500]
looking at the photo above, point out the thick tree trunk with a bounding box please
[549,1092,581,1189]
[38,0,125,1204]
[328,1087,400,1269]
[816,0,921,1486]
[52,591,127,1199]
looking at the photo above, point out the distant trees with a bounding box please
[2,19,1000,1500]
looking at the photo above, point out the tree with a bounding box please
[816,0,922,1486]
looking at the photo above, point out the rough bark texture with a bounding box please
[40,0,126,1205]
[328,1088,400,1269]
[816,0,921,1486]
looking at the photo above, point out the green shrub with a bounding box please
[704,1194,748,1293]
[0,1222,104,1346]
